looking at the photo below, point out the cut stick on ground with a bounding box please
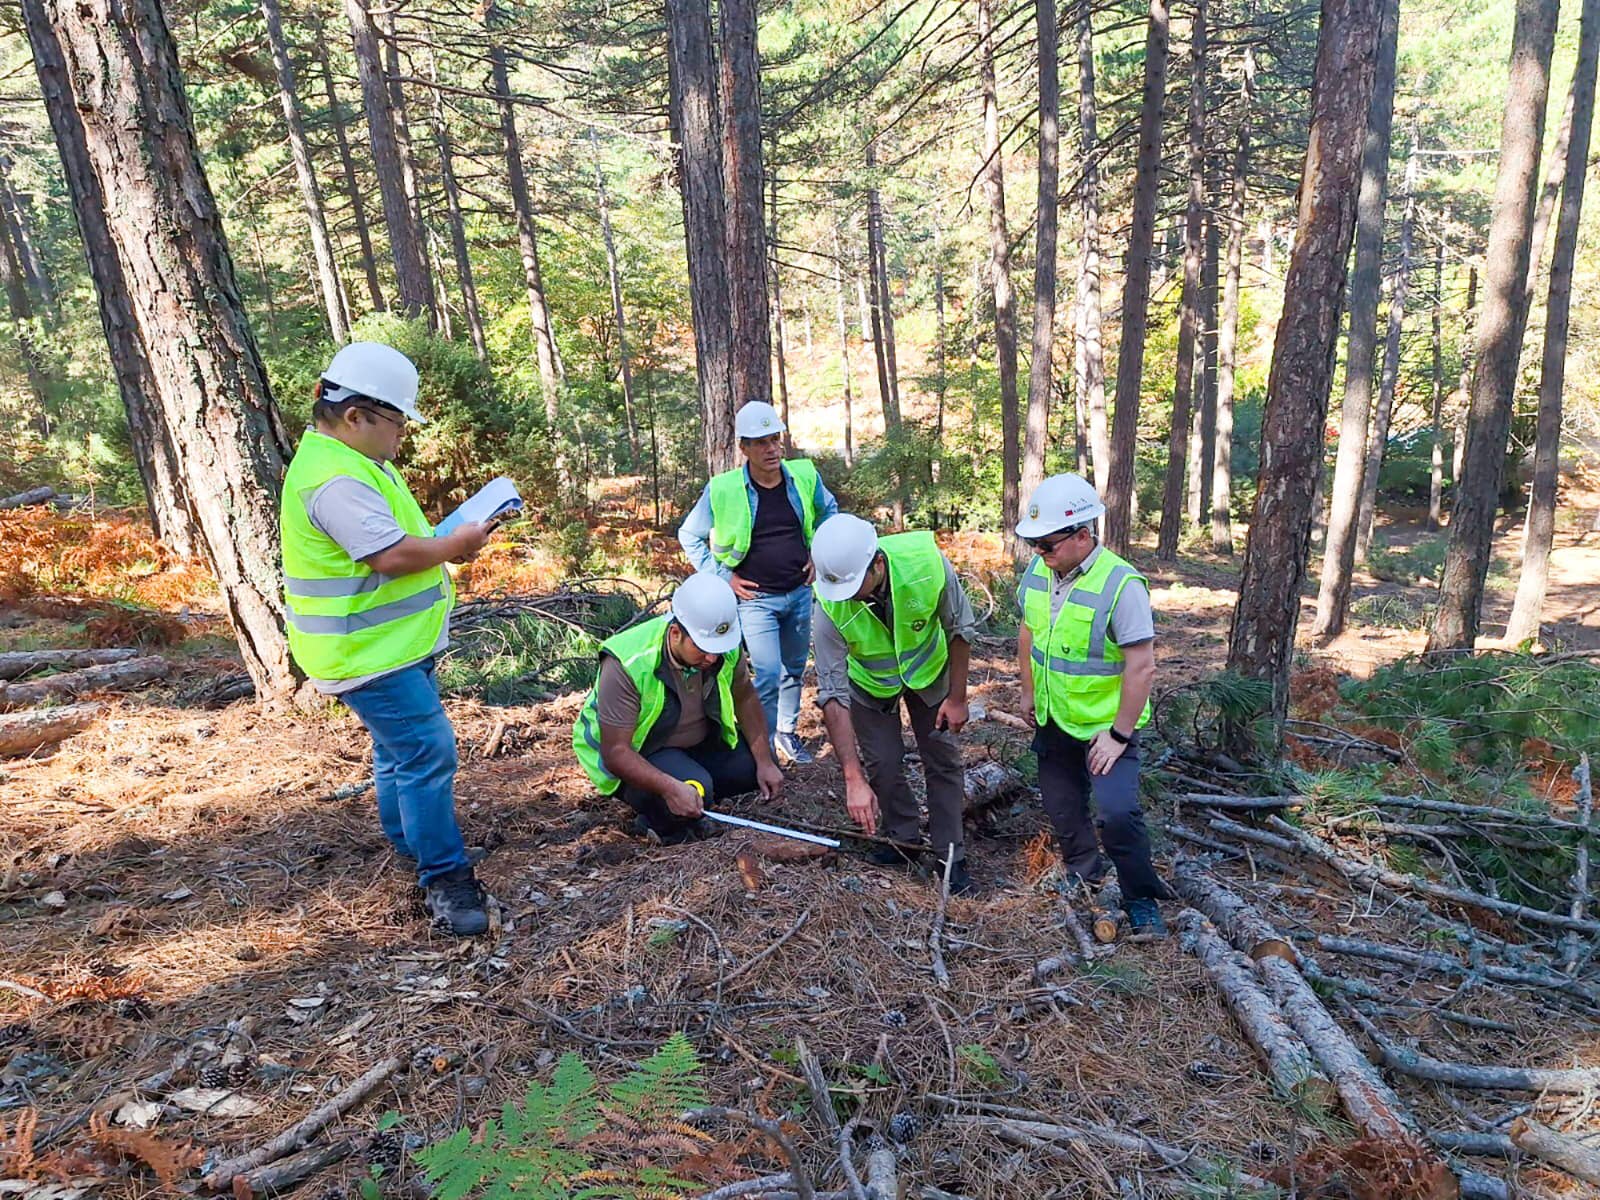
[1091,880,1122,944]
[1174,909,1336,1107]
[1564,753,1592,973]
[202,1055,407,1189]
[0,656,170,711]
[1314,935,1600,1009]
[1509,1116,1600,1186]
[961,760,1026,810]
[1427,1131,1516,1158]
[0,647,140,680]
[231,1138,359,1198]
[1345,1005,1600,1093]
[794,1037,841,1142]
[1181,790,1597,834]
[1264,813,1600,937]
[928,844,954,987]
[1171,862,1298,962]
[0,702,102,757]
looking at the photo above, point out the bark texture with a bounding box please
[1075,5,1110,495]
[311,19,383,314]
[979,0,1021,551]
[1212,58,1253,553]
[1021,0,1060,530]
[865,138,902,432]
[719,0,772,415]
[428,49,487,362]
[0,703,102,757]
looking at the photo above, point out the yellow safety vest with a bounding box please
[817,531,948,699]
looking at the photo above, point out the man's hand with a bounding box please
[803,559,816,585]
[757,759,785,801]
[935,697,970,734]
[844,773,879,834]
[664,779,705,818]
[449,520,493,564]
[1087,730,1128,776]
[1020,686,1036,727]
[729,571,761,601]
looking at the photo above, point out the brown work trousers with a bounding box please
[848,682,966,862]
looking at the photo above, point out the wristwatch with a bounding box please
[1107,726,1131,745]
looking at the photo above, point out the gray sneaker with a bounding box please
[424,868,490,937]
[774,733,814,766]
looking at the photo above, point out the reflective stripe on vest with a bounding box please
[818,531,948,699]
[279,429,451,680]
[572,615,742,795]
[1021,548,1152,739]
[706,459,821,567]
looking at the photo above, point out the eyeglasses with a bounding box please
[359,404,406,429]
[1028,527,1084,552]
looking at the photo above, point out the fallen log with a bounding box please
[1174,909,1335,1106]
[962,760,1027,809]
[0,485,55,510]
[1509,1116,1600,1186]
[1348,1006,1600,1094]
[231,1138,358,1198]
[1263,814,1600,938]
[0,656,170,711]
[1425,1131,1515,1158]
[203,1055,407,1189]
[0,702,102,757]
[0,647,140,680]
[1314,934,1600,1009]
[1091,880,1122,944]
[1170,862,1298,962]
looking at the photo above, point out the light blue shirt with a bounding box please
[677,461,839,580]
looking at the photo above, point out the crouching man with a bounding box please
[573,574,784,841]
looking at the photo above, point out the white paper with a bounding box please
[435,476,522,537]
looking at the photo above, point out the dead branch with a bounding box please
[794,1037,841,1142]
[835,1114,868,1200]
[690,1176,798,1200]
[1180,789,1597,835]
[929,843,954,988]
[1091,879,1122,944]
[0,702,102,757]
[1314,935,1600,1008]
[1346,1005,1600,1093]
[203,1056,408,1189]
[0,485,56,509]
[685,1108,815,1200]
[0,656,169,711]
[0,648,140,680]
[723,908,811,986]
[962,760,1026,810]
[863,1140,896,1200]
[1426,1130,1516,1157]
[1509,1117,1600,1186]
[231,1138,358,1198]
[1563,753,1592,973]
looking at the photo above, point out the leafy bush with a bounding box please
[1367,534,1448,584]
[1349,593,1432,630]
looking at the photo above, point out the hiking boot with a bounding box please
[423,867,490,937]
[629,815,702,846]
[774,733,814,766]
[1126,898,1168,941]
[868,842,921,868]
[946,858,975,897]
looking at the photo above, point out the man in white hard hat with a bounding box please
[678,401,838,767]
[573,573,785,842]
[1015,473,1168,938]
[280,342,496,937]
[810,514,978,894]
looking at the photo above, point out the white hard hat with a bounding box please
[1016,473,1105,538]
[734,401,786,440]
[322,342,426,424]
[811,513,880,602]
[671,573,742,654]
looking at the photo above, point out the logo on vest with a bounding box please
[912,618,927,632]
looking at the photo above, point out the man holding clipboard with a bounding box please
[280,342,496,937]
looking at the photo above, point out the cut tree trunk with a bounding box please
[1157,0,1207,562]
[1429,0,1561,653]
[978,0,1021,555]
[1020,0,1060,537]
[1506,0,1599,646]
[0,703,102,757]
[429,46,487,363]
[0,656,169,711]
[310,17,383,314]
[1313,0,1400,638]
[1169,862,1298,962]
[1510,1117,1600,1185]
[719,0,772,416]
[342,0,431,321]
[259,0,346,343]
[1104,0,1170,555]
[27,0,298,701]
[1212,57,1253,553]
[1075,5,1110,496]
[1227,0,1382,738]
[0,648,139,680]
[1174,909,1335,1105]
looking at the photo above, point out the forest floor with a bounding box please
[3,490,1599,1200]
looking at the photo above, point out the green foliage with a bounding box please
[1349,593,1433,630]
[955,1043,1004,1087]
[414,1037,707,1200]
[1076,959,1152,997]
[1367,535,1449,585]
[438,592,639,703]
[1157,671,1276,756]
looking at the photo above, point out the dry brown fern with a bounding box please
[0,1107,40,1179]
[89,1112,205,1187]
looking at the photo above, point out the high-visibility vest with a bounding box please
[1019,547,1152,740]
[706,459,822,569]
[280,429,451,680]
[572,615,742,794]
[818,531,948,700]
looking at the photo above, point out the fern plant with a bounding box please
[414,1036,710,1200]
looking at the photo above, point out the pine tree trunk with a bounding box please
[27,0,297,700]
[1227,0,1383,739]
[979,0,1022,553]
[261,0,347,343]
[666,0,736,473]
[1523,88,1575,319]
[1354,151,1419,562]
[832,225,856,467]
[378,13,435,320]
[1190,188,1220,527]
[343,0,430,320]
[1076,5,1111,497]
[0,196,49,410]
[596,138,640,467]
[1453,266,1478,488]
[0,157,53,308]
[865,139,901,432]
[1105,0,1170,554]
[1157,0,1207,562]
[1312,0,1399,638]
[719,0,771,414]
[428,48,487,362]
[1428,239,1445,529]
[768,170,790,448]
[1506,0,1598,645]
[490,42,560,427]
[26,5,193,557]
[1211,85,1249,555]
[1022,0,1060,550]
[311,19,384,315]
[934,210,947,441]
[1429,0,1561,654]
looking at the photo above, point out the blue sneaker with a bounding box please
[1126,898,1168,941]
[774,732,814,766]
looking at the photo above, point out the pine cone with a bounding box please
[888,1112,920,1144]
[198,1060,255,1089]
[197,1063,231,1089]
[366,1129,404,1170]
[880,1009,907,1028]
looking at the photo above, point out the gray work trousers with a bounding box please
[849,683,966,861]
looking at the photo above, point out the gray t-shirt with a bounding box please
[302,473,448,696]
[813,554,977,709]
[1016,544,1155,646]
[595,652,753,750]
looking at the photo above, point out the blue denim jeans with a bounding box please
[338,658,469,886]
[737,584,812,738]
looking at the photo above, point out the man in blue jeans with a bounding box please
[679,401,838,765]
[280,342,495,937]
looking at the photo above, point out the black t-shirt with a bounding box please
[738,477,810,593]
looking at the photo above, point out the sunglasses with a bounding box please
[1028,527,1085,552]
